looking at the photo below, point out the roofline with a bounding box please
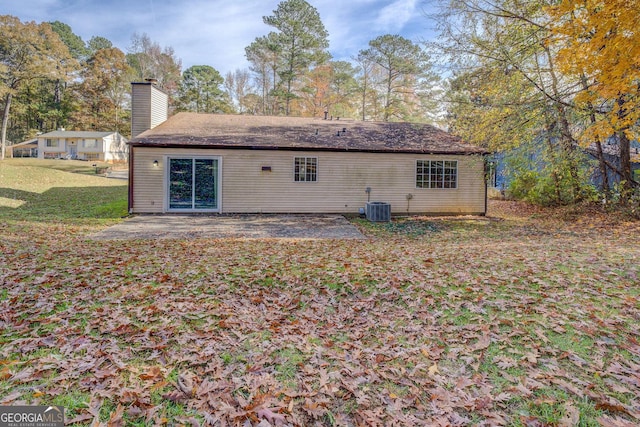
[10,139,38,147]
[129,142,489,156]
[38,131,119,137]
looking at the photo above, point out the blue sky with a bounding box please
[3,0,439,74]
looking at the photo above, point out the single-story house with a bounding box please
[37,130,128,163]
[128,82,489,215]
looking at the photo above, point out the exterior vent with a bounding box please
[366,202,391,222]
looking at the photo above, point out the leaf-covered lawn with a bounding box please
[0,161,639,426]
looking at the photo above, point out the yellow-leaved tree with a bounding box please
[548,0,640,195]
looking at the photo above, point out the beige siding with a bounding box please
[131,83,168,138]
[150,88,168,129]
[131,147,486,215]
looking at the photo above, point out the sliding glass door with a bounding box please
[168,157,220,211]
[169,159,194,209]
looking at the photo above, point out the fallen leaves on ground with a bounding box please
[0,201,639,425]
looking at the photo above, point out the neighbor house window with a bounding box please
[416,160,458,189]
[84,153,101,161]
[83,139,98,148]
[294,157,317,182]
[45,138,59,148]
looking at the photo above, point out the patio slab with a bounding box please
[91,214,367,240]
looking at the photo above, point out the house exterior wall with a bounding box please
[131,146,486,215]
[38,138,66,158]
[103,134,129,162]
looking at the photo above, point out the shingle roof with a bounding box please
[39,131,117,138]
[586,139,640,159]
[129,113,488,155]
[11,138,38,147]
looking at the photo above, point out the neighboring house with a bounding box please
[585,138,640,187]
[128,82,489,215]
[7,138,38,158]
[490,138,640,193]
[37,130,128,163]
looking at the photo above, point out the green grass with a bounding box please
[353,216,443,237]
[50,390,91,421]
[4,158,114,174]
[274,346,306,382]
[0,159,127,222]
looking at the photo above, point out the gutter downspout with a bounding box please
[484,154,488,216]
[128,145,134,214]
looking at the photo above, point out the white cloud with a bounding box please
[375,0,418,33]
[158,0,273,71]
[3,0,435,74]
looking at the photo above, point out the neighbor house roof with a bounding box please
[585,138,640,164]
[39,131,117,138]
[129,113,488,155]
[10,138,38,147]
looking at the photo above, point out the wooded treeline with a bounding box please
[1,0,639,208]
[0,16,184,159]
[435,0,640,205]
[0,0,439,157]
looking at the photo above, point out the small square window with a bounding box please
[294,157,317,182]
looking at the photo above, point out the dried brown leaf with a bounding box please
[107,404,125,427]
[256,407,287,424]
[162,390,187,403]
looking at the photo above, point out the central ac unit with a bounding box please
[366,202,391,222]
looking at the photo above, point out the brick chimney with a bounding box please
[130,79,168,138]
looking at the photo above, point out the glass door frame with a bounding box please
[164,155,222,213]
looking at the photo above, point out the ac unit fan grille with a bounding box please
[366,202,391,222]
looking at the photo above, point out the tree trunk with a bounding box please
[552,102,581,201]
[580,75,610,194]
[617,129,633,193]
[594,140,610,194]
[285,50,294,116]
[544,112,563,203]
[262,66,268,115]
[384,68,392,122]
[361,72,368,121]
[616,96,635,200]
[619,131,632,178]
[54,78,61,104]
[1,92,13,161]
[544,45,581,200]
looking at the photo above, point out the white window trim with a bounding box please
[82,138,99,149]
[293,156,318,182]
[163,155,222,213]
[416,159,459,190]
